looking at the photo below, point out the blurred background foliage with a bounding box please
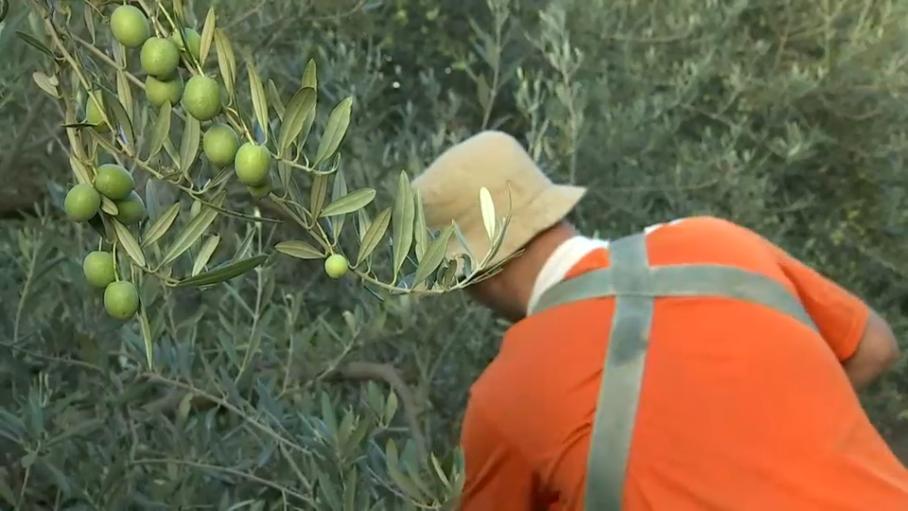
[2,0,908,508]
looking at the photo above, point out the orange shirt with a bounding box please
[459,216,908,510]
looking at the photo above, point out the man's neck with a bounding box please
[499,222,578,315]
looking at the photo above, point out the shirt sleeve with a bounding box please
[767,241,871,361]
[459,396,540,511]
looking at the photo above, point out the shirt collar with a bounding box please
[526,235,610,315]
[525,220,686,315]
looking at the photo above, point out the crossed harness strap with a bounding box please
[532,232,818,511]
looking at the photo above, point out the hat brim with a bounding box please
[446,184,587,267]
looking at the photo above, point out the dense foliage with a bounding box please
[2,0,908,508]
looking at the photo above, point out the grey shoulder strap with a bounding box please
[532,233,817,511]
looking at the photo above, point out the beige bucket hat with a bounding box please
[412,130,586,267]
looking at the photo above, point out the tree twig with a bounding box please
[132,458,315,505]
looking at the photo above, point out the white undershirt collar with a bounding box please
[526,220,686,315]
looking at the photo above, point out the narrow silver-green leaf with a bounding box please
[116,70,133,121]
[143,203,181,246]
[180,116,200,173]
[479,187,496,240]
[69,156,91,185]
[480,215,511,269]
[384,439,424,499]
[302,58,317,89]
[199,7,216,65]
[314,97,353,165]
[101,197,119,216]
[103,90,135,152]
[391,171,415,280]
[15,31,55,59]
[176,254,267,287]
[163,138,180,167]
[412,224,454,287]
[138,305,154,369]
[83,5,96,42]
[247,63,269,141]
[478,185,513,268]
[330,169,348,239]
[452,222,475,263]
[320,188,375,218]
[413,189,428,262]
[356,207,391,265]
[162,205,219,265]
[356,208,371,242]
[192,235,220,276]
[214,29,236,101]
[310,173,329,218]
[267,80,285,120]
[113,220,146,268]
[172,0,185,20]
[277,87,316,156]
[148,101,172,159]
[431,454,451,489]
[299,60,318,148]
[32,72,59,98]
[274,240,324,260]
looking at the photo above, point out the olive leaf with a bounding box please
[302,58,318,89]
[413,189,429,262]
[102,90,135,152]
[15,31,55,59]
[479,186,496,240]
[138,305,154,370]
[384,439,425,500]
[175,254,267,287]
[320,188,376,218]
[100,197,119,216]
[330,169,348,239]
[391,171,415,281]
[356,208,371,242]
[199,7,216,65]
[214,29,236,101]
[247,63,269,141]
[299,59,318,148]
[477,184,513,268]
[411,224,454,287]
[431,454,452,489]
[143,203,181,247]
[277,87,316,157]
[267,80,285,120]
[172,0,185,20]
[32,72,58,98]
[180,115,200,173]
[192,235,220,276]
[310,173,329,218]
[452,221,475,263]
[357,208,391,265]
[148,101,171,160]
[113,220,146,268]
[161,203,219,265]
[314,97,353,165]
[343,468,358,511]
[274,240,324,260]
[69,156,92,185]
[83,3,95,41]
[317,469,341,511]
[116,70,133,121]
[163,138,180,167]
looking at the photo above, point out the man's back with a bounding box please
[460,216,908,510]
